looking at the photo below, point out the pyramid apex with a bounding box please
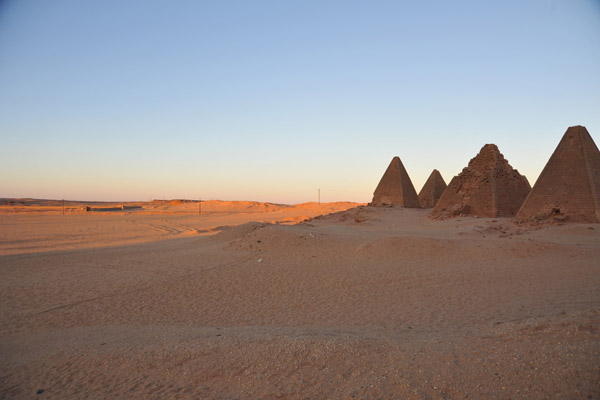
[479,143,500,151]
[565,125,589,136]
[465,143,507,171]
[477,144,503,158]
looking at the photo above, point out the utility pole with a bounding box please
[318,189,320,205]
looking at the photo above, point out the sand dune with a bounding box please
[0,202,599,399]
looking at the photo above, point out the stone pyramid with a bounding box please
[517,125,600,222]
[431,144,531,218]
[371,156,421,207]
[418,169,447,208]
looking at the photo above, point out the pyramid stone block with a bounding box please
[371,156,421,207]
[418,169,447,208]
[431,144,531,218]
[517,126,600,222]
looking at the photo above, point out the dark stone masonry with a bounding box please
[517,125,600,223]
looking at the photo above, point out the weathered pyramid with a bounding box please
[418,169,447,208]
[371,156,421,207]
[517,126,600,222]
[431,144,531,218]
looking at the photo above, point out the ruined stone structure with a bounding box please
[517,126,600,222]
[418,169,447,208]
[371,156,421,207]
[431,144,530,218]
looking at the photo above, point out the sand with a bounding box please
[0,200,599,399]
[0,199,357,256]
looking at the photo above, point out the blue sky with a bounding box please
[1,0,599,203]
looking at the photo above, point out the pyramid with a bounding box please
[431,144,531,218]
[418,169,447,208]
[517,125,600,222]
[370,156,421,207]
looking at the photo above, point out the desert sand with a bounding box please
[0,199,357,256]
[0,200,599,399]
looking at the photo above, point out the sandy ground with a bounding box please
[0,199,358,256]
[0,201,599,399]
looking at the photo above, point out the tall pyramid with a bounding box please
[431,144,531,218]
[371,156,421,207]
[418,169,447,208]
[517,126,600,222]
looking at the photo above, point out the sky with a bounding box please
[1,0,599,204]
